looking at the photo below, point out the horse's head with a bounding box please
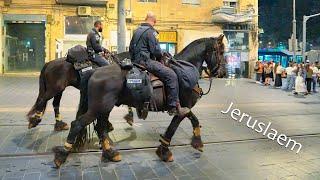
[204,35,227,78]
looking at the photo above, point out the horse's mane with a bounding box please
[175,38,214,57]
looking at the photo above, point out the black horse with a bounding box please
[26,52,129,131]
[53,35,226,168]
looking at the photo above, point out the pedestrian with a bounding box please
[270,60,275,82]
[264,62,272,86]
[294,69,307,95]
[315,61,320,87]
[274,62,283,88]
[254,60,263,83]
[311,63,319,93]
[305,64,313,94]
[261,61,266,84]
[284,62,293,91]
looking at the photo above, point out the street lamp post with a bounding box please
[302,12,320,62]
[292,0,297,62]
[117,0,126,53]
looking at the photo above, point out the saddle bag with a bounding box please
[169,60,200,91]
[126,67,153,106]
[66,45,89,64]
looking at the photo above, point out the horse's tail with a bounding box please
[27,62,49,118]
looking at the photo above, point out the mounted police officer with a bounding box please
[129,12,190,116]
[86,20,109,66]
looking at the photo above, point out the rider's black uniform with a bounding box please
[129,23,179,108]
[86,28,109,66]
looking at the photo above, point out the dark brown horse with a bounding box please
[53,35,226,168]
[26,52,129,131]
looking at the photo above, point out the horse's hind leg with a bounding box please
[28,90,55,129]
[156,115,186,162]
[188,111,204,152]
[52,92,69,131]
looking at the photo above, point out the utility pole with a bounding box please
[302,12,320,62]
[292,0,297,62]
[117,0,126,53]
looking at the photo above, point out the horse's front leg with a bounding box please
[95,114,121,163]
[52,92,69,131]
[123,106,134,126]
[52,110,96,168]
[156,115,186,162]
[188,111,204,152]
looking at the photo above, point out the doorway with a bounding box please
[4,23,45,72]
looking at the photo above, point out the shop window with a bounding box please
[65,16,100,35]
[224,31,249,51]
[139,0,157,2]
[182,0,200,5]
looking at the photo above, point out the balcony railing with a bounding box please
[212,6,254,24]
[56,0,107,6]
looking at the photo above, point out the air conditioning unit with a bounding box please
[4,0,12,6]
[77,6,92,16]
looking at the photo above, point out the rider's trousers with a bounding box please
[140,60,179,107]
[92,54,109,66]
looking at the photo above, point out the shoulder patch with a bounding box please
[95,35,100,41]
[153,31,159,40]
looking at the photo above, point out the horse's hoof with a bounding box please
[28,116,42,129]
[52,146,69,168]
[101,148,122,162]
[191,135,204,152]
[123,114,134,126]
[156,145,174,162]
[54,121,69,131]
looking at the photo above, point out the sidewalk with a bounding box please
[0,77,319,179]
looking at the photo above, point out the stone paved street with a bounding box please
[0,76,319,179]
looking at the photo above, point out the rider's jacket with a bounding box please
[129,23,163,62]
[86,28,104,55]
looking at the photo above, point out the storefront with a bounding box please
[224,25,250,78]
[2,14,46,73]
[158,31,177,55]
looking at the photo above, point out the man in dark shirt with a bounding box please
[129,12,190,116]
[86,21,109,66]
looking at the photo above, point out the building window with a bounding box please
[182,0,200,5]
[138,0,157,2]
[223,0,238,8]
[65,16,100,35]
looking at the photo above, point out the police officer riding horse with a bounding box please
[129,12,190,117]
[86,20,110,66]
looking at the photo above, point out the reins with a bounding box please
[201,77,213,96]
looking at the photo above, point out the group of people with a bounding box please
[254,60,320,95]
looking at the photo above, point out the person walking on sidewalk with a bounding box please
[305,64,313,94]
[284,62,293,91]
[311,63,319,93]
[274,62,283,88]
[254,60,263,83]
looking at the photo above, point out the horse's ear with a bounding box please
[218,34,224,43]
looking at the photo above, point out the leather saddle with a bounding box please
[134,63,164,89]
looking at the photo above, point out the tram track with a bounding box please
[0,132,319,159]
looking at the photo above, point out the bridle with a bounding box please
[204,38,223,78]
[201,38,224,96]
